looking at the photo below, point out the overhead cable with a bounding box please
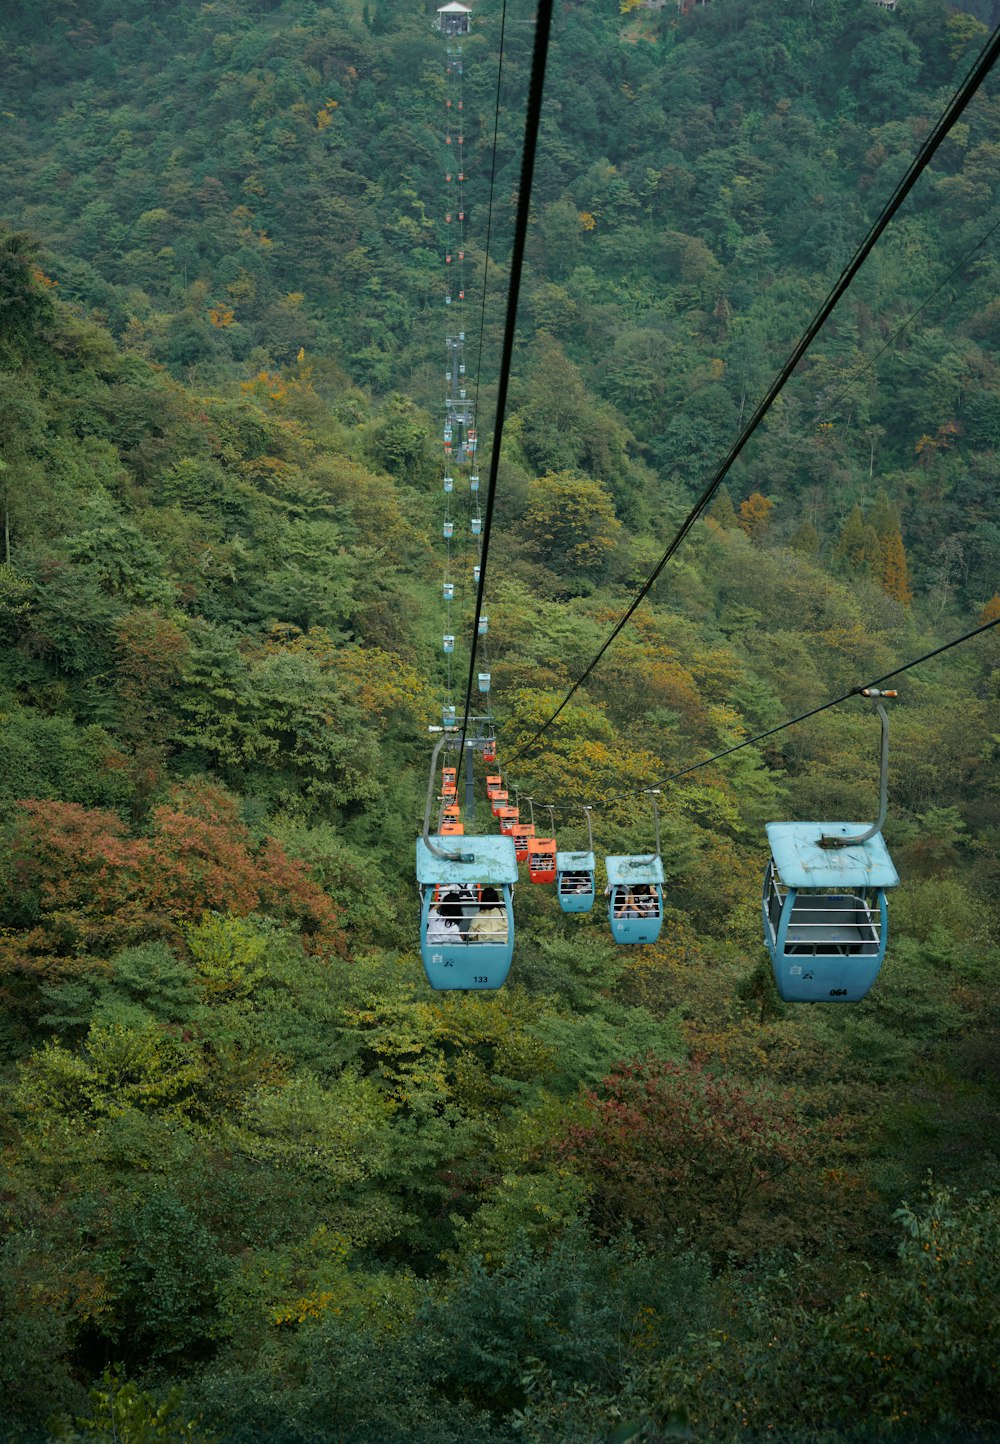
[455,0,509,667]
[455,0,555,763]
[506,612,1000,815]
[506,22,1000,767]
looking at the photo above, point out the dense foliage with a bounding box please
[0,0,999,1440]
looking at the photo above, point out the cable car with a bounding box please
[478,616,488,635]
[443,634,455,653]
[440,820,464,836]
[490,789,509,814]
[471,517,482,536]
[486,775,503,798]
[763,690,899,1003]
[528,837,557,885]
[556,851,596,912]
[606,855,664,944]
[473,564,480,583]
[556,808,596,912]
[443,582,454,601]
[443,803,461,821]
[442,705,456,728]
[483,740,496,764]
[512,823,536,864]
[478,671,490,693]
[441,767,457,797]
[443,476,454,493]
[443,520,453,539]
[417,834,516,991]
[497,806,519,835]
[470,474,479,492]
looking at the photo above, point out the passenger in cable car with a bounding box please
[467,886,509,943]
[633,884,660,918]
[561,871,591,893]
[453,884,479,937]
[613,888,640,920]
[426,893,464,945]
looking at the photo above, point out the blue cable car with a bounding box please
[443,582,454,601]
[557,851,595,913]
[478,671,490,693]
[443,475,454,493]
[470,474,479,492]
[762,689,900,1003]
[605,792,664,943]
[478,616,488,636]
[556,807,596,913]
[763,824,898,1002]
[443,634,455,653]
[606,854,664,944]
[417,834,517,990]
[471,517,482,536]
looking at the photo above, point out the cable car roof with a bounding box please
[416,835,518,885]
[556,850,595,870]
[605,854,665,886]
[765,822,899,890]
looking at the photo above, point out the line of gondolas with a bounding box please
[416,1,1000,1000]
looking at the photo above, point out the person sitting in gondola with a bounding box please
[634,885,659,917]
[563,871,590,893]
[613,888,640,919]
[467,886,508,943]
[453,884,479,938]
[426,893,464,945]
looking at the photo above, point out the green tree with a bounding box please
[521,470,621,585]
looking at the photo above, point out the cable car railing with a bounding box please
[764,864,882,957]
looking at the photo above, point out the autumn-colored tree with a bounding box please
[0,784,341,989]
[557,1054,807,1250]
[866,489,913,603]
[738,491,773,540]
[878,527,913,604]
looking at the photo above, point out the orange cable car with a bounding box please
[497,806,519,836]
[512,823,536,864]
[440,820,465,836]
[486,775,503,797]
[442,803,461,822]
[441,767,458,797]
[528,837,557,885]
[490,790,509,816]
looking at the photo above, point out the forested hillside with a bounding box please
[0,0,999,1440]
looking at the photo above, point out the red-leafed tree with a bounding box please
[0,782,342,989]
[557,1054,808,1247]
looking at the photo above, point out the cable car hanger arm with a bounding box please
[819,691,895,849]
